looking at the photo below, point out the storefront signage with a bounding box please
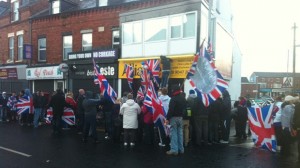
[0,68,18,79]
[118,55,194,79]
[70,64,117,79]
[26,66,63,80]
[68,49,117,60]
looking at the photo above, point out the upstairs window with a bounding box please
[18,35,23,61]
[112,30,120,45]
[63,35,72,60]
[123,22,142,44]
[12,0,19,22]
[82,33,92,51]
[9,37,14,61]
[52,0,60,14]
[38,38,46,61]
[99,0,108,7]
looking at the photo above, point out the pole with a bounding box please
[208,0,213,39]
[292,23,297,94]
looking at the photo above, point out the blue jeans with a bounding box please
[170,117,184,153]
[34,108,42,128]
[0,107,7,121]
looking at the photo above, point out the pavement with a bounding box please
[0,121,299,168]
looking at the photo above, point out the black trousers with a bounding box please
[124,129,136,143]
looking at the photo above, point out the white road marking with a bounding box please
[0,146,32,157]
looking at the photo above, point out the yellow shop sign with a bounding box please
[118,55,194,79]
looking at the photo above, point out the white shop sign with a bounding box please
[26,66,63,80]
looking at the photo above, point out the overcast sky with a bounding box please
[231,0,300,78]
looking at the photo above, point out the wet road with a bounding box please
[0,122,299,168]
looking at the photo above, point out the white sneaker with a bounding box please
[124,142,128,146]
[130,142,135,146]
[220,140,229,144]
[158,143,166,147]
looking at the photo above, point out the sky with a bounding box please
[230,0,300,78]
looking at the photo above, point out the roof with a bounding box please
[251,72,300,78]
[0,1,9,16]
[241,77,249,83]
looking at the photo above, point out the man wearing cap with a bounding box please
[292,95,300,161]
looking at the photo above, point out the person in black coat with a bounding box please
[49,89,68,134]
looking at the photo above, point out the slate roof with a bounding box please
[0,1,9,15]
[241,77,249,83]
[251,72,300,78]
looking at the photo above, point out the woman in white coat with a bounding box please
[120,93,141,146]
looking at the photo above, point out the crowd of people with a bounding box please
[0,87,299,160]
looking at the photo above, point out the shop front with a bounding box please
[118,55,194,96]
[0,65,28,94]
[67,49,118,97]
[26,65,64,94]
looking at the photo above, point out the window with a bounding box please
[82,33,92,51]
[99,0,108,7]
[170,12,196,39]
[52,0,60,14]
[12,1,19,21]
[38,38,46,61]
[18,35,23,60]
[144,17,167,42]
[9,37,14,60]
[170,15,182,38]
[123,22,142,44]
[63,35,72,60]
[112,30,120,45]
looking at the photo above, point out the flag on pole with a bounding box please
[247,105,277,152]
[137,86,144,99]
[186,40,228,107]
[140,68,150,94]
[146,59,160,87]
[93,59,117,104]
[124,64,134,91]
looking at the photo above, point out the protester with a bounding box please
[292,95,300,161]
[220,90,232,144]
[7,92,18,122]
[158,87,170,147]
[65,91,77,130]
[112,98,122,143]
[208,97,222,144]
[272,96,283,151]
[141,103,154,145]
[39,91,48,124]
[186,89,199,146]
[33,91,44,128]
[0,92,9,122]
[48,89,68,134]
[119,93,141,147]
[82,91,101,143]
[76,89,85,134]
[181,91,190,147]
[281,95,296,154]
[166,85,186,155]
[99,93,114,140]
[235,97,248,139]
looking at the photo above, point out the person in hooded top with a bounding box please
[119,93,141,147]
[81,91,101,143]
[158,87,171,147]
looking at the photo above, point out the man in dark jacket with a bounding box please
[0,92,8,122]
[220,90,232,144]
[292,96,300,161]
[82,91,101,143]
[33,91,44,128]
[166,85,187,155]
[76,89,85,134]
[49,89,67,134]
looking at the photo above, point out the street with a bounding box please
[0,122,299,168]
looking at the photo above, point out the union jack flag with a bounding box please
[45,107,76,125]
[124,64,134,91]
[144,81,167,135]
[146,59,160,87]
[140,68,150,94]
[248,105,277,152]
[16,96,33,115]
[137,86,144,99]
[186,40,228,107]
[93,59,117,104]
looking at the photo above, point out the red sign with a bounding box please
[0,68,18,79]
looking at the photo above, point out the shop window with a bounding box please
[144,17,167,42]
[123,22,142,44]
[38,38,46,61]
[63,35,72,60]
[82,33,92,51]
[18,35,23,61]
[9,37,14,61]
[52,0,60,14]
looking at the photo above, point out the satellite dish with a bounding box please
[58,63,69,72]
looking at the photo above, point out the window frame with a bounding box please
[82,33,92,51]
[52,0,60,14]
[17,35,23,61]
[9,37,14,61]
[63,35,73,60]
[38,38,46,62]
[144,16,168,43]
[112,30,120,46]
[12,0,19,22]
[122,21,142,45]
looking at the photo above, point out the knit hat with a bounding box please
[189,89,195,95]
